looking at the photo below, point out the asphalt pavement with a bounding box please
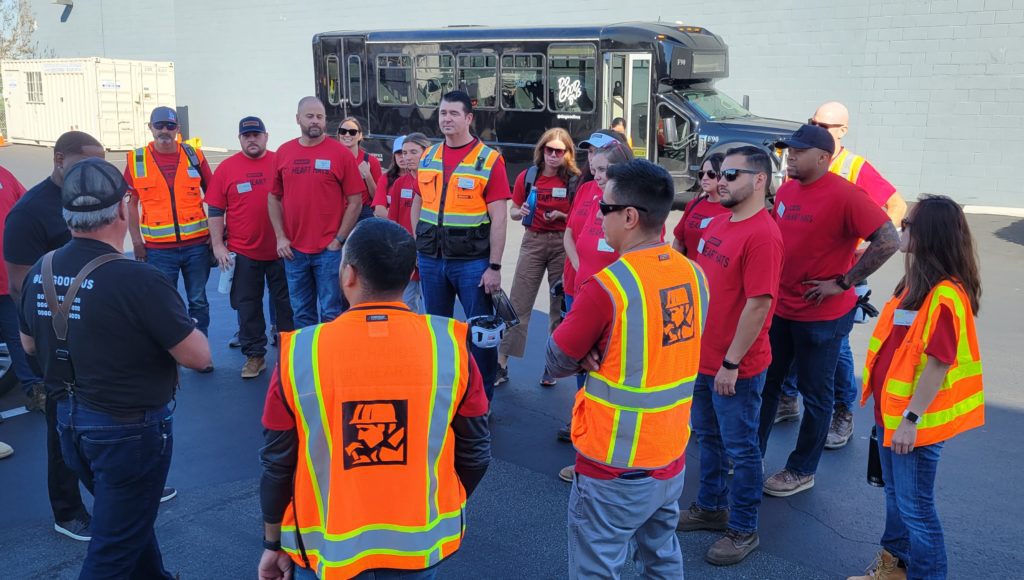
[1,144,1022,579]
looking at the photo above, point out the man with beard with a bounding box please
[124,107,215,370]
[677,146,784,566]
[268,97,365,327]
[207,117,295,378]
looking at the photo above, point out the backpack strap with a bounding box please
[180,143,207,191]
[566,174,580,204]
[523,165,540,198]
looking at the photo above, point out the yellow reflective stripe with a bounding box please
[619,259,650,388]
[598,271,630,384]
[605,409,621,464]
[848,156,866,183]
[282,506,464,540]
[582,390,693,414]
[627,412,643,466]
[945,360,982,384]
[309,326,333,459]
[286,328,328,528]
[868,336,883,353]
[883,390,985,431]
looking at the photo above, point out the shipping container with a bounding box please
[1,57,176,150]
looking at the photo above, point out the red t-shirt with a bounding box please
[270,138,366,254]
[567,181,618,296]
[0,165,27,295]
[695,210,785,378]
[772,172,889,322]
[551,265,688,480]
[412,139,512,205]
[673,195,730,257]
[124,147,215,249]
[833,148,897,207]
[350,147,383,207]
[381,174,417,234]
[511,171,573,233]
[869,304,958,425]
[205,151,279,261]
[371,174,393,209]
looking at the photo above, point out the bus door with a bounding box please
[602,52,651,159]
[655,99,697,194]
[341,37,367,122]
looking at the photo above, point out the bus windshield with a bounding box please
[674,89,752,121]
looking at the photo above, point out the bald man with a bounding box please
[268,97,366,327]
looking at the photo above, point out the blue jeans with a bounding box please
[292,563,437,580]
[284,248,343,329]
[758,308,855,476]
[877,427,947,579]
[564,294,586,390]
[0,293,42,395]
[691,371,767,533]
[146,243,211,335]
[780,335,857,411]
[417,255,496,399]
[56,398,174,580]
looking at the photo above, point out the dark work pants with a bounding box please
[46,394,89,522]
[230,254,294,358]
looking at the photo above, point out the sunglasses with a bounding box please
[901,218,912,229]
[598,201,649,216]
[152,122,178,131]
[720,168,761,182]
[808,118,845,129]
[544,146,567,157]
[698,170,719,180]
[338,128,360,136]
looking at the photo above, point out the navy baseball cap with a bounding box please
[238,116,267,135]
[775,124,835,156]
[61,158,129,212]
[149,106,178,125]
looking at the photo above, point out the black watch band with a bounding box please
[488,263,501,271]
[335,235,346,245]
[722,359,740,371]
[263,538,282,551]
[835,274,852,291]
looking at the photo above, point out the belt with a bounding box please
[618,470,653,480]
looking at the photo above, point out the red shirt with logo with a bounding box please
[270,138,366,254]
[204,151,279,261]
[772,172,889,322]
[673,195,730,257]
[566,181,617,295]
[349,147,383,207]
[511,171,573,233]
[695,210,785,378]
[0,165,27,295]
[123,147,215,249]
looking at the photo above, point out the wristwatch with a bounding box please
[835,274,852,291]
[335,235,346,245]
[902,410,921,425]
[488,263,502,271]
[721,358,740,371]
[263,538,282,551]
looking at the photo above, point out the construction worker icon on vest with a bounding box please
[343,401,407,467]
[661,283,696,345]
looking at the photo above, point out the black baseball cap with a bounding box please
[61,158,128,212]
[150,106,178,124]
[238,116,267,135]
[775,124,835,156]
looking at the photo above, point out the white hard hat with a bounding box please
[467,315,507,349]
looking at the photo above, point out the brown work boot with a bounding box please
[241,356,266,379]
[676,502,729,532]
[25,383,47,413]
[774,395,800,423]
[763,468,814,497]
[706,530,760,566]
[558,464,575,483]
[826,405,855,449]
[847,549,906,580]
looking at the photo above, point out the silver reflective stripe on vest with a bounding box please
[288,326,334,524]
[609,409,640,467]
[425,315,459,526]
[179,219,209,236]
[438,213,489,227]
[133,148,147,178]
[586,374,695,410]
[606,260,647,385]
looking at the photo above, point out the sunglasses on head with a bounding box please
[598,200,649,216]
[544,145,567,157]
[153,122,178,131]
[808,118,845,129]
[719,168,761,182]
[901,218,912,230]
[338,128,360,136]
[698,170,719,180]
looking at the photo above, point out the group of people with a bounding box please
[0,91,983,580]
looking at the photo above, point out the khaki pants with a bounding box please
[499,229,566,359]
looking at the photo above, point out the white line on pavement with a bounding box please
[963,206,1024,218]
[0,407,30,420]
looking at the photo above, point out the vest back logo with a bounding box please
[660,283,696,346]
[342,400,408,469]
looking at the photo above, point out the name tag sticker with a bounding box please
[314,159,331,171]
[187,167,200,178]
[700,217,713,229]
[777,202,786,217]
[401,188,414,199]
[386,195,392,204]
[236,182,252,194]
[597,238,615,253]
[552,187,568,198]
[697,238,706,254]
[457,177,475,189]
[894,309,917,327]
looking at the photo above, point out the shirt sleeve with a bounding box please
[482,156,512,204]
[271,156,284,198]
[123,167,137,194]
[205,165,227,211]
[550,278,613,360]
[456,355,489,418]
[854,161,897,208]
[369,154,384,182]
[3,209,47,266]
[925,304,959,366]
[262,366,296,430]
[843,183,890,241]
[199,157,215,190]
[511,170,527,206]
[132,266,196,350]
[371,174,390,208]
[338,149,368,200]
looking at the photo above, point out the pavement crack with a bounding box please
[784,499,878,547]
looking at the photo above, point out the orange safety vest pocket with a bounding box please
[417,171,439,205]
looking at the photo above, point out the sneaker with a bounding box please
[54,516,92,541]
[241,356,267,379]
[847,549,906,580]
[228,332,241,348]
[774,395,800,424]
[0,441,12,459]
[763,469,814,497]
[557,423,572,442]
[539,370,557,387]
[197,365,215,374]
[706,530,760,566]
[676,502,729,532]
[558,464,575,482]
[825,405,855,449]
[25,382,47,413]
[495,365,509,386]
[160,487,178,503]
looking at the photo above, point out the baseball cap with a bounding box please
[392,135,406,153]
[149,106,178,125]
[578,132,620,150]
[61,158,128,212]
[238,116,267,135]
[775,124,835,156]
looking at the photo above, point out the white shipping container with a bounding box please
[1,57,176,151]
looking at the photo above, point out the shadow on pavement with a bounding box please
[994,218,1024,247]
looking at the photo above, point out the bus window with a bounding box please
[500,54,545,111]
[415,53,455,107]
[326,55,341,106]
[458,54,497,109]
[347,55,363,107]
[547,44,596,113]
[377,54,413,106]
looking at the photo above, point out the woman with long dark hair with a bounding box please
[850,195,984,580]
[671,152,728,256]
[336,116,382,219]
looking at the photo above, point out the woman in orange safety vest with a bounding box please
[849,195,983,580]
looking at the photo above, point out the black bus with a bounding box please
[312,22,800,202]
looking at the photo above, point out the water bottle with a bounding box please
[217,252,237,294]
[521,187,537,228]
[867,425,885,487]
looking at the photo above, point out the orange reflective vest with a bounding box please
[861,281,984,447]
[572,245,708,469]
[127,143,208,244]
[417,140,499,229]
[278,305,470,578]
[830,148,868,185]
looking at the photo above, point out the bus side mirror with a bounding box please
[663,117,680,144]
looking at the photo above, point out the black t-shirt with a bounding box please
[3,177,72,267]
[20,238,195,415]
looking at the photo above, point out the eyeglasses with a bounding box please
[698,170,719,180]
[808,118,845,129]
[152,122,178,131]
[598,201,649,216]
[338,128,360,136]
[544,146,567,157]
[901,218,912,229]
[720,168,761,182]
